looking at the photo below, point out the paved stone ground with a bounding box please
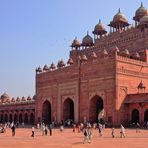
[0,128,148,148]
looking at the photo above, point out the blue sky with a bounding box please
[0,0,147,98]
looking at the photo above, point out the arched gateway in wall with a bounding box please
[63,98,74,121]
[144,109,148,122]
[42,100,51,123]
[131,109,139,123]
[89,95,104,123]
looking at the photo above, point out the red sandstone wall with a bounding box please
[116,56,148,125]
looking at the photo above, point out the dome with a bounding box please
[57,60,65,68]
[113,9,128,23]
[81,54,88,61]
[114,46,120,53]
[43,64,49,71]
[50,62,56,70]
[1,93,10,100]
[81,32,93,46]
[93,20,107,35]
[102,49,108,57]
[21,97,26,101]
[16,97,20,102]
[123,49,130,57]
[133,52,140,59]
[67,58,74,65]
[11,98,15,102]
[91,52,97,59]
[1,93,10,103]
[140,15,148,24]
[71,37,80,48]
[135,2,148,17]
[37,66,42,73]
[27,96,32,101]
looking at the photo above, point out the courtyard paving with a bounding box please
[0,128,148,148]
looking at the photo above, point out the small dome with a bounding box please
[81,54,88,61]
[140,15,148,24]
[71,37,81,48]
[50,62,56,70]
[93,20,107,35]
[37,66,42,73]
[43,64,49,71]
[1,93,10,100]
[123,49,130,57]
[27,96,32,101]
[16,97,20,102]
[135,2,148,18]
[11,98,15,102]
[21,97,26,101]
[113,9,128,23]
[67,58,74,65]
[102,49,108,56]
[81,32,93,46]
[133,52,140,59]
[57,60,65,68]
[91,52,97,59]
[115,46,120,53]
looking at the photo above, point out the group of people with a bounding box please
[31,122,53,137]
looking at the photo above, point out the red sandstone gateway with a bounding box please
[1,3,148,126]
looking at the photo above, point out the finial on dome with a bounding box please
[118,8,121,13]
[99,19,101,23]
[141,2,143,7]
[87,31,89,35]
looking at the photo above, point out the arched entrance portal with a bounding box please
[89,95,104,123]
[144,109,148,122]
[9,114,12,123]
[14,114,18,123]
[4,114,8,122]
[42,100,51,123]
[19,114,23,123]
[30,113,34,124]
[24,113,28,124]
[63,98,74,121]
[131,109,139,123]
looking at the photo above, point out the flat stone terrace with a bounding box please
[0,128,148,148]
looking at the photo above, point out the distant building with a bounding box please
[0,93,35,124]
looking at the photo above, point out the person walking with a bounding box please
[111,127,115,138]
[98,124,102,136]
[136,122,140,133]
[120,124,125,138]
[49,123,52,136]
[45,125,48,136]
[11,124,15,136]
[31,126,35,137]
[88,127,92,143]
[83,127,90,144]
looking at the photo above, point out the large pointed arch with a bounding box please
[42,100,51,124]
[89,95,104,123]
[131,109,139,123]
[144,109,148,122]
[24,113,29,124]
[63,98,74,121]
[30,113,35,124]
[19,114,23,123]
[9,114,12,123]
[14,114,18,123]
